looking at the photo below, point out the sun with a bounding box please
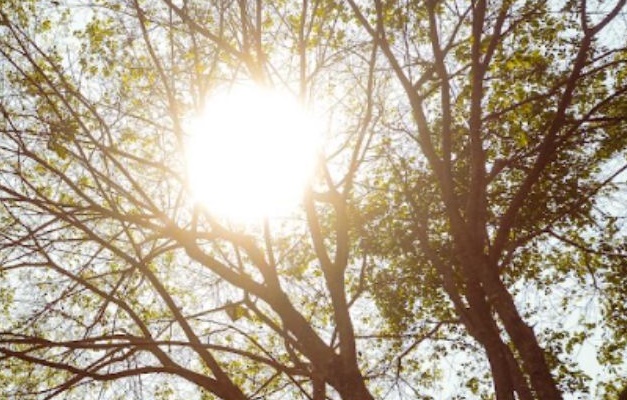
[185,83,320,221]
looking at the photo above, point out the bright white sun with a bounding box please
[186,83,320,221]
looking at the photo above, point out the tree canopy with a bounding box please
[1,0,626,399]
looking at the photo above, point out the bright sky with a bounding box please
[185,83,321,222]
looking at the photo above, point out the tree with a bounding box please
[0,0,626,399]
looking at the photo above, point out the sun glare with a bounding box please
[186,84,321,221]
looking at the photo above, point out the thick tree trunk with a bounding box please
[474,253,562,400]
[325,359,375,400]
[464,281,516,400]
[487,275,562,400]
[455,237,561,399]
